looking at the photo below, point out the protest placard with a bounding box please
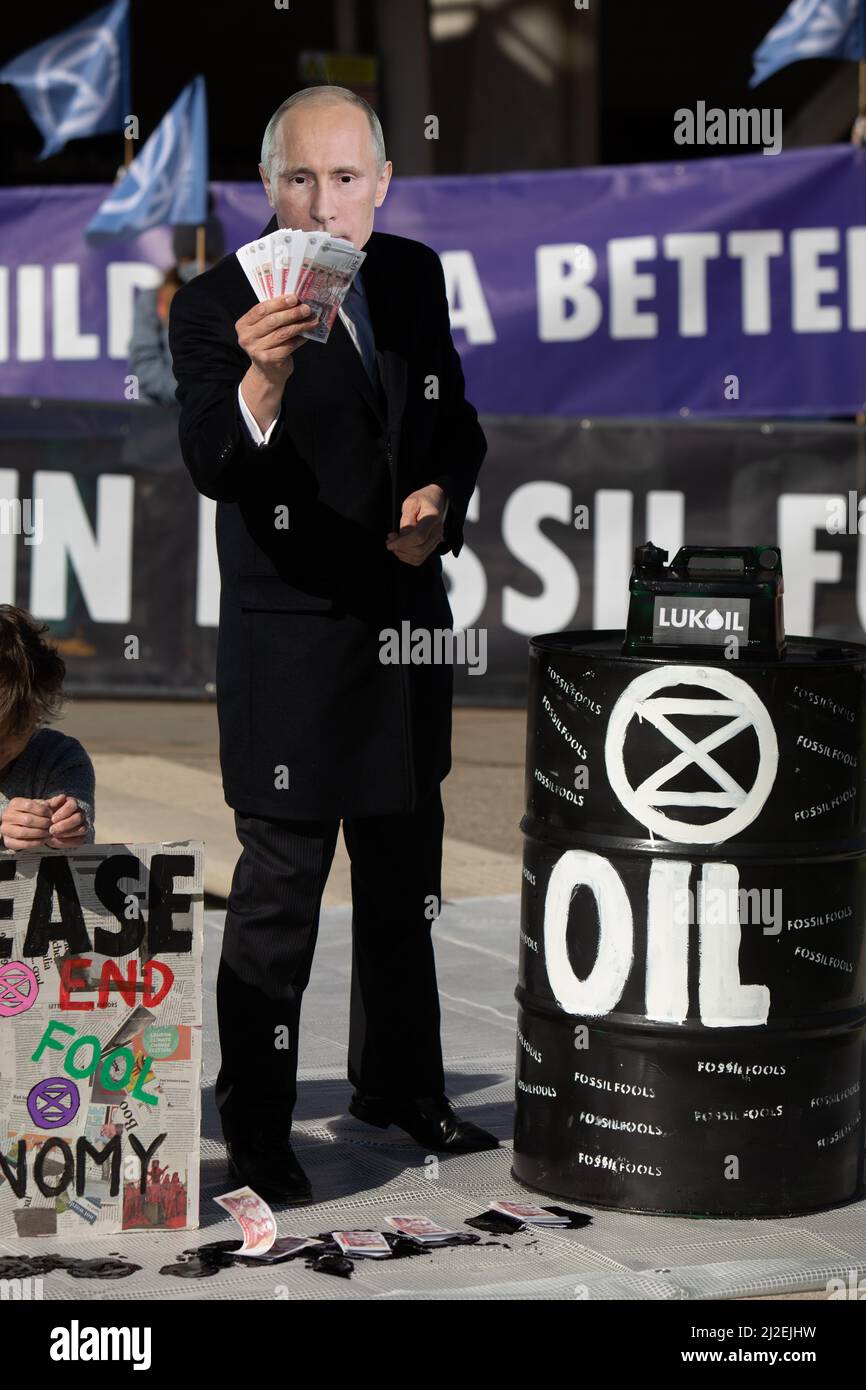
[0,841,203,1239]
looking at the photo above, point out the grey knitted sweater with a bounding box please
[0,727,95,849]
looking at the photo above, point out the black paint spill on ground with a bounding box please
[0,1254,140,1280]
[544,1206,593,1230]
[383,1234,480,1256]
[465,1211,525,1233]
[465,1205,592,1234]
[159,1256,222,1279]
[382,1233,428,1259]
[308,1252,354,1278]
[0,1207,588,1286]
[159,1239,288,1278]
[159,1227,484,1279]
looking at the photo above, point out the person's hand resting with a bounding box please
[1,794,87,852]
[44,794,89,849]
[386,485,448,566]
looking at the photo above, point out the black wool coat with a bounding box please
[168,218,487,818]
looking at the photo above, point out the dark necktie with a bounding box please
[341,273,381,390]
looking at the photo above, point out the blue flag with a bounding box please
[86,77,208,241]
[0,0,130,159]
[750,0,866,87]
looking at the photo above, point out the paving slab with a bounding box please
[89,753,523,903]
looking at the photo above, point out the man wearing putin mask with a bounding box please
[169,85,494,1204]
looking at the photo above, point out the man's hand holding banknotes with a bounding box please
[236,292,312,432]
[234,248,447,566]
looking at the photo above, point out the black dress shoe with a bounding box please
[348,1091,500,1153]
[224,1128,314,1205]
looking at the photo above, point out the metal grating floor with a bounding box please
[2,895,865,1301]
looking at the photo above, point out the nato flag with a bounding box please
[750,0,866,88]
[0,0,131,159]
[86,76,209,241]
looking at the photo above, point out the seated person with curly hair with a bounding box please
[0,607,95,852]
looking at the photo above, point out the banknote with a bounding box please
[385,1214,464,1244]
[332,1228,391,1258]
[236,239,277,301]
[488,1199,568,1226]
[214,1185,277,1254]
[235,229,366,344]
[293,235,366,343]
[236,1233,323,1263]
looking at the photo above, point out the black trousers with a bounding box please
[214,786,446,1137]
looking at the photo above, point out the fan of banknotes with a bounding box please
[236,229,366,344]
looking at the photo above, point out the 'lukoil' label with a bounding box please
[652,596,750,644]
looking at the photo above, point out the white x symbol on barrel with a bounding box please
[605,665,778,844]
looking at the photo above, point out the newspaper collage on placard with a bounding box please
[0,841,203,1239]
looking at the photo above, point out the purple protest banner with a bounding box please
[0,144,864,416]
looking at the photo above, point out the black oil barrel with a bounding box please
[513,632,866,1216]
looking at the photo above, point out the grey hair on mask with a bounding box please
[260,86,387,181]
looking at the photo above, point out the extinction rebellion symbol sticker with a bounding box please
[604,665,778,844]
[27,1077,81,1130]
